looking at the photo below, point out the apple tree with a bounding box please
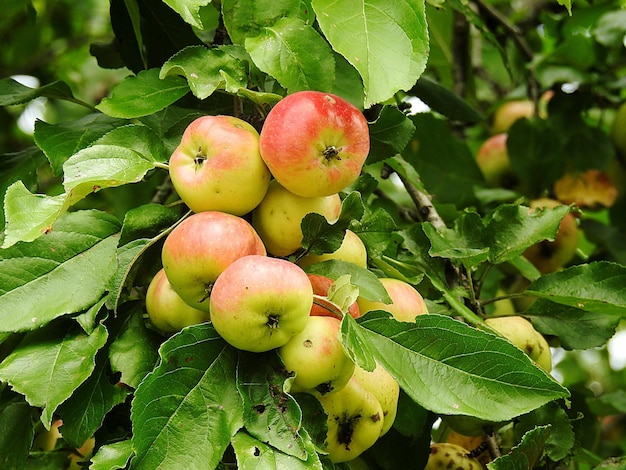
[1,0,626,468]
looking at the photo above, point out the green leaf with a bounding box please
[160,45,248,100]
[526,299,619,350]
[367,106,416,164]
[305,260,391,303]
[162,0,213,29]
[131,323,243,469]
[516,402,574,462]
[93,124,167,162]
[237,351,308,459]
[0,322,108,427]
[245,18,335,93]
[91,439,134,470]
[350,206,397,258]
[221,0,314,45]
[57,346,128,448]
[0,77,76,106]
[526,261,626,317]
[411,76,483,123]
[119,203,181,246]
[96,69,189,119]
[0,210,120,332]
[109,305,160,389]
[484,203,570,264]
[487,425,551,470]
[312,0,429,106]
[33,114,126,176]
[340,313,377,372]
[0,398,34,470]
[353,313,569,422]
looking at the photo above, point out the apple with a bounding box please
[425,443,482,470]
[553,169,618,209]
[297,229,368,269]
[317,377,384,463]
[32,419,63,452]
[209,255,313,352]
[522,198,579,274]
[168,115,271,215]
[251,180,342,257]
[491,99,535,134]
[611,101,626,156]
[67,436,96,470]
[484,316,552,372]
[259,91,370,198]
[161,211,266,311]
[308,273,360,319]
[351,362,400,436]
[279,315,355,395]
[475,133,517,189]
[357,278,429,322]
[145,268,210,335]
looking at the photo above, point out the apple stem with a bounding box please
[153,161,169,170]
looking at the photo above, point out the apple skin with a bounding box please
[318,377,384,463]
[553,169,618,210]
[611,102,626,156]
[209,255,313,352]
[32,419,63,452]
[297,230,368,269]
[279,316,355,395]
[161,211,266,311]
[145,268,211,335]
[168,115,271,215]
[357,278,429,322]
[351,362,400,436]
[251,180,342,257]
[425,443,482,470]
[485,316,552,372]
[475,133,516,188]
[492,99,535,134]
[522,198,579,274]
[308,274,360,319]
[259,91,370,198]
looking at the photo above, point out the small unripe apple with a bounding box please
[251,180,342,257]
[259,91,370,198]
[475,133,516,188]
[209,255,313,352]
[279,316,355,395]
[522,198,579,274]
[485,315,552,372]
[297,230,368,269]
[351,362,400,436]
[161,211,266,311]
[145,268,210,335]
[424,443,482,470]
[553,169,618,209]
[318,378,384,463]
[308,274,360,319]
[357,278,428,322]
[168,115,271,215]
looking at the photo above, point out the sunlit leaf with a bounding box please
[91,440,134,470]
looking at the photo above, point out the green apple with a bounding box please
[318,378,384,463]
[308,273,360,319]
[145,268,210,335]
[297,229,368,269]
[522,198,579,274]
[485,316,552,372]
[251,180,342,257]
[611,101,626,156]
[209,255,313,352]
[351,362,400,436]
[425,443,482,470]
[259,91,370,198]
[279,315,355,395]
[161,211,266,311]
[357,278,429,322]
[168,115,271,215]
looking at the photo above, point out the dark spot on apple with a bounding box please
[371,412,381,422]
[538,240,555,258]
[316,381,334,395]
[303,339,313,348]
[253,446,261,456]
[336,411,361,448]
[184,356,193,362]
[253,403,266,414]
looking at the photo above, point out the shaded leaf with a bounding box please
[0,78,76,106]
[516,402,574,462]
[488,425,551,470]
[411,76,483,122]
[367,106,416,164]
[0,398,34,470]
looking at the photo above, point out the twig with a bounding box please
[452,10,471,99]
[151,174,174,205]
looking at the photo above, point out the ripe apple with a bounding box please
[357,278,429,322]
[611,101,626,156]
[553,169,618,209]
[145,268,210,335]
[209,255,313,352]
[491,99,535,134]
[161,211,266,311]
[425,443,482,470]
[279,316,355,395]
[308,273,360,319]
[351,362,400,436]
[475,133,517,188]
[484,315,552,372]
[168,115,271,215]
[259,91,370,198]
[297,229,368,269]
[317,377,384,463]
[522,198,579,274]
[251,180,342,257]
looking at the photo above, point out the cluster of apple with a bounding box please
[144,90,428,462]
